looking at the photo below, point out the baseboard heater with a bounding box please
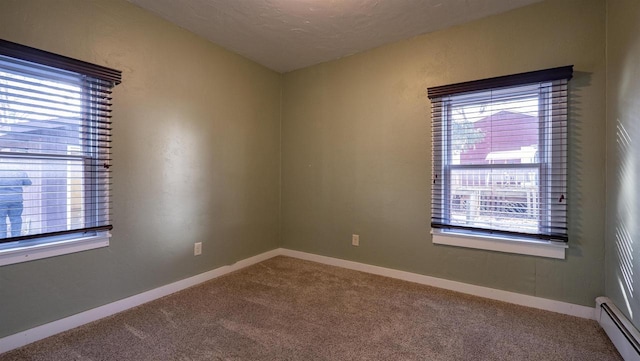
[597,297,640,361]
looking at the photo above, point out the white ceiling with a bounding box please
[129,0,541,73]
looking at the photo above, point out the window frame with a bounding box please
[428,66,572,259]
[0,39,120,266]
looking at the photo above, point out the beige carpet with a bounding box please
[1,256,621,360]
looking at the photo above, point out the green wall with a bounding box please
[0,0,281,338]
[605,0,640,330]
[281,0,607,306]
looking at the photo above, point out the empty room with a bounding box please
[0,0,638,359]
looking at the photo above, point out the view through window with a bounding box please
[447,85,542,234]
[0,68,85,239]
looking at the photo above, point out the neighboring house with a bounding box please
[460,110,538,165]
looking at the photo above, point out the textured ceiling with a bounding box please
[129,0,541,73]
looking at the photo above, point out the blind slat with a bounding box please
[0,41,119,244]
[429,67,572,242]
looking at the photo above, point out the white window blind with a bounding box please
[428,66,572,242]
[0,39,121,245]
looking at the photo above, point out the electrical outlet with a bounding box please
[194,242,202,256]
[352,234,359,246]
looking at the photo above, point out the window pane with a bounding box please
[0,61,86,240]
[450,87,539,166]
[0,63,83,157]
[446,86,542,234]
[0,157,89,238]
[449,167,540,233]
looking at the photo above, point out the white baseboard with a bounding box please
[0,247,596,355]
[0,249,280,355]
[279,248,596,320]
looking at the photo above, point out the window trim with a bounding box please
[428,66,572,255]
[0,232,110,266]
[432,228,567,259]
[0,39,120,264]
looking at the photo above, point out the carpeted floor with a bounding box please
[1,256,621,360]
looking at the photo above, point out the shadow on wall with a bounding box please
[567,71,591,257]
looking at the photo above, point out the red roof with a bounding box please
[459,110,538,164]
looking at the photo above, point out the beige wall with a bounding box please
[281,0,606,306]
[0,0,281,337]
[605,0,640,329]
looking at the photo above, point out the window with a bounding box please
[428,66,572,258]
[0,39,121,265]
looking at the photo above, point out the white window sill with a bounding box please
[431,229,567,259]
[0,233,110,267]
